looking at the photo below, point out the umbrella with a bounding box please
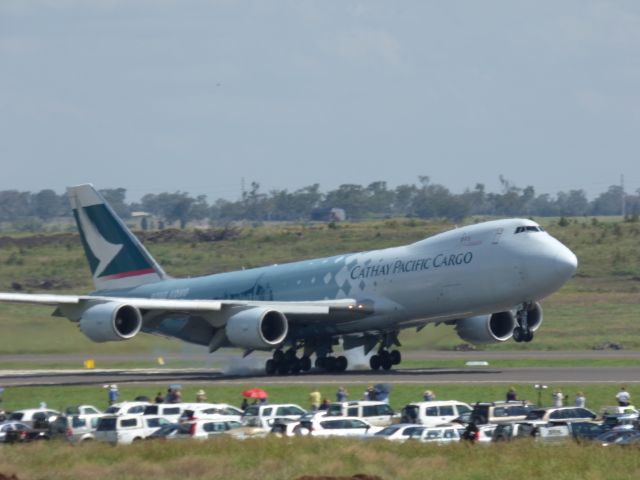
[242,387,268,399]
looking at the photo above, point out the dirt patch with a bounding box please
[0,473,19,480]
[296,476,384,480]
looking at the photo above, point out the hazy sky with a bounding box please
[1,0,639,201]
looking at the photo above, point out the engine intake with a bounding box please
[456,311,516,344]
[225,308,288,350]
[79,302,142,342]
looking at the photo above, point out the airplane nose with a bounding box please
[554,247,578,279]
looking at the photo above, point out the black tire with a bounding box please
[265,359,277,375]
[336,356,348,371]
[285,349,297,362]
[513,327,523,343]
[380,352,393,370]
[291,358,302,374]
[324,357,337,371]
[300,356,312,371]
[370,354,381,370]
[390,350,402,365]
[277,361,290,375]
[273,350,284,362]
[315,357,325,369]
[524,330,534,342]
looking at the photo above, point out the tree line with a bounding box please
[1,176,638,230]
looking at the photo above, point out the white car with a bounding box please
[400,401,472,427]
[242,404,307,429]
[295,416,381,437]
[371,423,427,442]
[0,421,31,443]
[410,425,461,443]
[103,401,150,416]
[325,401,397,427]
[179,403,244,423]
[7,408,61,428]
[95,415,171,444]
[165,417,243,440]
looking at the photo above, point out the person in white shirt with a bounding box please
[616,386,631,407]
[575,392,586,408]
[552,389,564,407]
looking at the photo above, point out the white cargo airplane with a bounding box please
[0,184,577,374]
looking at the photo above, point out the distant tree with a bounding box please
[591,185,624,215]
[99,188,130,218]
[33,189,64,219]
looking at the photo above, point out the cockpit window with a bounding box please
[514,226,543,234]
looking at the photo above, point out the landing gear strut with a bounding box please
[513,303,534,343]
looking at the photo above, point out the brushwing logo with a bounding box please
[77,205,123,278]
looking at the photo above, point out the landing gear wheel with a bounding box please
[390,350,402,365]
[336,356,348,372]
[524,330,534,342]
[265,359,276,375]
[273,350,284,362]
[290,358,302,374]
[370,354,381,370]
[380,351,393,370]
[277,361,290,375]
[513,327,524,343]
[324,357,337,371]
[301,356,312,372]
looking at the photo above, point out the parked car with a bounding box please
[523,407,597,424]
[567,421,607,442]
[242,404,307,429]
[371,424,427,442]
[469,401,535,425]
[601,412,639,431]
[409,425,461,444]
[178,403,244,423]
[400,401,472,427]
[103,401,150,416]
[49,415,100,443]
[148,417,242,440]
[7,408,61,428]
[0,421,31,443]
[95,415,171,444]
[325,401,397,427]
[597,429,640,446]
[295,416,380,438]
[492,422,538,442]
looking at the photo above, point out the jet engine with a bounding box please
[79,302,142,342]
[524,302,543,332]
[225,308,288,350]
[455,311,516,344]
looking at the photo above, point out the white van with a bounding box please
[103,401,150,416]
[325,401,397,427]
[95,415,171,444]
[401,401,472,427]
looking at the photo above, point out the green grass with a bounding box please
[1,436,639,480]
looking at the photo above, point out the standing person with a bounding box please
[575,392,586,408]
[336,386,348,402]
[108,384,119,406]
[423,390,435,401]
[506,387,518,402]
[196,389,207,403]
[552,389,564,407]
[241,398,249,411]
[309,388,321,411]
[364,386,374,401]
[154,391,165,404]
[616,386,631,407]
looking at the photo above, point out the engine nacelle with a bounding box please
[79,302,142,342]
[455,311,516,344]
[225,308,288,350]
[526,302,544,332]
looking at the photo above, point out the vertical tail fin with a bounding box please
[67,184,167,291]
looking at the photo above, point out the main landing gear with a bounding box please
[369,349,402,371]
[513,303,534,343]
[265,348,312,375]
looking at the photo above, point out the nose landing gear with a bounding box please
[513,303,534,343]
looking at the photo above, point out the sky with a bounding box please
[1,0,639,202]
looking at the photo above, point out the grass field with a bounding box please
[0,218,639,355]
[2,436,640,480]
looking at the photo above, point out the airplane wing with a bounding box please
[0,292,369,319]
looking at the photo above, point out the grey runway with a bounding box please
[2,365,640,387]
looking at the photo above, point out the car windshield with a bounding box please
[375,425,402,436]
[524,410,546,420]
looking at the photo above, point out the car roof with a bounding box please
[407,401,470,407]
